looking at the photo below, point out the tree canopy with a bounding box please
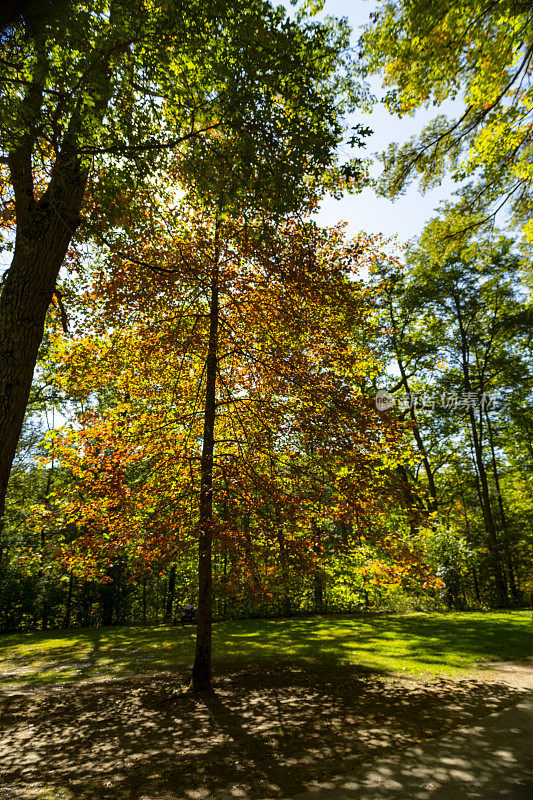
[361,0,533,244]
[0,0,366,522]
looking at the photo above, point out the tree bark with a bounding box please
[452,292,507,605]
[388,299,438,513]
[100,579,114,626]
[164,565,176,622]
[312,520,324,613]
[274,503,292,616]
[142,578,147,624]
[63,572,74,628]
[191,219,220,693]
[484,409,519,602]
[0,6,118,522]
[0,163,86,520]
[459,484,482,604]
[471,565,481,604]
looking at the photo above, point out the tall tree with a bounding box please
[39,203,407,689]
[0,0,363,522]
[381,234,533,604]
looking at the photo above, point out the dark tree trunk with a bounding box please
[274,503,291,616]
[38,462,54,629]
[467,410,507,603]
[63,571,74,628]
[485,409,519,602]
[472,565,481,604]
[397,361,438,513]
[459,485,481,605]
[387,298,438,514]
[0,11,117,523]
[164,565,176,622]
[396,463,430,535]
[142,578,147,624]
[313,570,324,612]
[0,154,87,522]
[312,521,324,613]
[101,580,114,626]
[191,220,220,693]
[452,293,507,605]
[79,581,93,627]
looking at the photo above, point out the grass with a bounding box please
[0,611,531,686]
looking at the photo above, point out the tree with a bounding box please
[371,257,440,516]
[376,233,532,605]
[0,0,363,523]
[361,0,533,245]
[38,199,412,689]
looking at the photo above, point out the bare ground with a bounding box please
[0,661,531,800]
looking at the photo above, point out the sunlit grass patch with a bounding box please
[0,611,531,686]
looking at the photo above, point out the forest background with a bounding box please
[0,0,531,687]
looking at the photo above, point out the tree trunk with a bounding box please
[274,503,291,616]
[485,409,519,602]
[79,581,90,626]
[0,8,117,522]
[312,521,324,613]
[142,578,147,624]
[63,572,74,628]
[453,293,507,605]
[0,159,87,522]
[459,485,482,605]
[101,580,114,626]
[472,565,481,604]
[191,219,220,693]
[164,565,176,622]
[389,302,438,514]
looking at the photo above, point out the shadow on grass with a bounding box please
[0,613,531,688]
[0,660,529,800]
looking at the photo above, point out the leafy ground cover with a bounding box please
[0,612,531,800]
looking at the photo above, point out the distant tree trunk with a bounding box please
[142,578,147,624]
[484,409,519,602]
[471,565,481,604]
[387,298,438,514]
[339,519,349,546]
[165,565,176,622]
[453,292,507,605]
[79,580,93,627]
[396,463,430,535]
[155,577,161,623]
[39,462,55,630]
[313,570,324,612]
[459,485,482,605]
[222,547,228,621]
[101,581,114,626]
[191,219,220,693]
[274,503,291,616]
[312,521,324,613]
[63,572,74,628]
[467,421,507,604]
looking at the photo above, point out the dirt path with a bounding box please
[291,663,533,800]
[0,662,531,800]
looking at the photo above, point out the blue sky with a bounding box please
[306,0,463,243]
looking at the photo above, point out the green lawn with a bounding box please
[0,611,531,686]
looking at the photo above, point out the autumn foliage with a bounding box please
[36,196,438,619]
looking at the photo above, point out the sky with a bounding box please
[302,0,464,244]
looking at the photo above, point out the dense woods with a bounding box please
[0,0,531,694]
